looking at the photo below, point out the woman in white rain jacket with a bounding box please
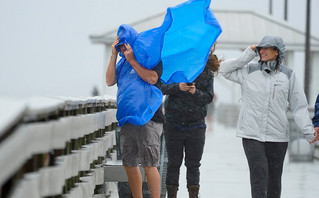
[220,35,319,198]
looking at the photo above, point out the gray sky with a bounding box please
[0,0,318,99]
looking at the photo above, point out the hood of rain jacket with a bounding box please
[256,35,286,64]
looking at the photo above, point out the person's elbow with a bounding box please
[148,78,158,85]
[219,67,228,77]
[106,82,113,87]
[144,71,158,85]
[106,78,116,86]
[148,74,159,85]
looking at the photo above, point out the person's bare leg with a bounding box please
[144,166,161,198]
[124,166,143,198]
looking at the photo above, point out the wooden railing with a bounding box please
[0,95,118,198]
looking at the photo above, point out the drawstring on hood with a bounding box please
[261,60,277,73]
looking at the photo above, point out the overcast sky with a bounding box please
[0,0,318,99]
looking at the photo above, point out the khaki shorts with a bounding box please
[120,120,163,167]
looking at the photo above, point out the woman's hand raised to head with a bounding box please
[250,44,257,52]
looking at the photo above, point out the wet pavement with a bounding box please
[176,122,319,198]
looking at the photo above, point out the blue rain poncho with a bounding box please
[115,0,221,126]
[115,25,164,126]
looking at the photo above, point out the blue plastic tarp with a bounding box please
[161,0,222,84]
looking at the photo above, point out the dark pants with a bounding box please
[164,122,206,187]
[242,138,288,198]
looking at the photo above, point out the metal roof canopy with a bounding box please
[90,9,319,51]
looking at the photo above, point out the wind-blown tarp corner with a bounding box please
[161,0,222,84]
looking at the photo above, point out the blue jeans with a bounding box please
[242,138,288,198]
[164,122,206,187]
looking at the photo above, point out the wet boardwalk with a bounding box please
[177,122,319,198]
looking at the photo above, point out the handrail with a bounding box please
[0,95,118,198]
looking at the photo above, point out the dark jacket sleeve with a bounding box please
[159,82,182,96]
[313,94,319,127]
[192,76,214,106]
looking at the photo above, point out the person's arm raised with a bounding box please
[106,36,119,86]
[123,43,158,85]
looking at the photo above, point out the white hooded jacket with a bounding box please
[220,46,315,142]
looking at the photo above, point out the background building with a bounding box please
[90,9,319,107]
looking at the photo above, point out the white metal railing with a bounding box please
[0,95,118,198]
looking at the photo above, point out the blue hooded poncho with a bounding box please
[115,25,164,127]
[115,0,221,126]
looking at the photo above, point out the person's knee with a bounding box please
[185,159,201,169]
[124,166,140,174]
[144,166,156,171]
[124,166,139,169]
[143,166,156,173]
[251,165,267,177]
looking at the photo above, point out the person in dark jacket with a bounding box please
[313,94,319,135]
[161,47,221,198]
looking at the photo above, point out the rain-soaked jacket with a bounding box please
[220,36,315,142]
[160,72,214,125]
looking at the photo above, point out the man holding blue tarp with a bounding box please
[106,28,164,197]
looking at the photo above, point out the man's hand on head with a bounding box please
[123,43,136,63]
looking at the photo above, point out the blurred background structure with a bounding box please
[1,0,319,197]
[90,8,319,107]
[1,0,319,105]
